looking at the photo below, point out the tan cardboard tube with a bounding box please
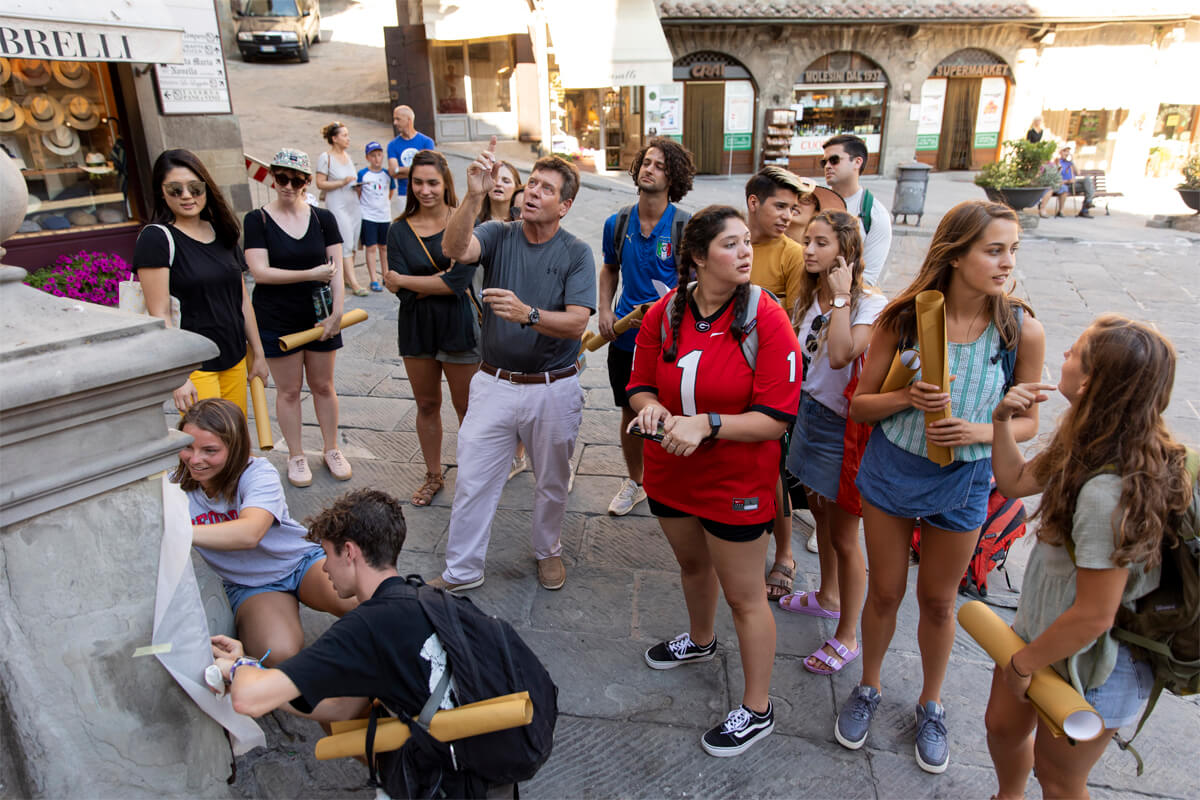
[314,692,535,760]
[249,377,273,451]
[879,348,917,395]
[580,304,650,352]
[958,601,1104,741]
[915,290,952,466]
[279,309,369,352]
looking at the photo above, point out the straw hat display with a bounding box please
[61,94,101,130]
[23,93,64,131]
[0,97,24,133]
[82,151,114,175]
[13,59,52,87]
[42,125,81,156]
[52,61,92,89]
[0,58,11,85]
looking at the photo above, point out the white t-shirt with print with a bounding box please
[797,290,888,417]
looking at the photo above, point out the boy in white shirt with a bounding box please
[356,141,396,292]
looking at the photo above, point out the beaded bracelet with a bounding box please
[230,656,264,683]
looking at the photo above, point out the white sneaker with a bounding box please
[608,478,647,516]
[507,455,527,481]
[807,529,819,553]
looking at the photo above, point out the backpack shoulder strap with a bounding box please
[997,304,1025,392]
[612,205,634,265]
[739,285,766,370]
[671,207,691,263]
[147,223,175,267]
[859,189,873,235]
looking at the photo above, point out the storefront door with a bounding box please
[685,82,724,174]
[938,78,981,170]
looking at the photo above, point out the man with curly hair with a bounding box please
[598,137,697,516]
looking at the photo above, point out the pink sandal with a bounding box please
[804,638,860,675]
[778,591,840,619]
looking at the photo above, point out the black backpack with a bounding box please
[365,576,558,798]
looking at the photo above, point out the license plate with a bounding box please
[260,45,276,52]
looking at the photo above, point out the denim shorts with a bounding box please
[786,392,845,503]
[855,426,992,532]
[223,546,326,617]
[406,348,481,365]
[361,219,390,247]
[1085,644,1154,729]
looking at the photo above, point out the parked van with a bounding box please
[234,0,322,63]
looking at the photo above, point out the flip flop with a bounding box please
[804,638,860,675]
[778,591,840,619]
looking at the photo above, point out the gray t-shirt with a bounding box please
[187,457,318,587]
[474,220,596,372]
[1012,474,1180,692]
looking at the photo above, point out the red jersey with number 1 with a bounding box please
[627,289,802,525]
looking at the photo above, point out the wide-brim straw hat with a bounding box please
[62,93,101,130]
[13,59,52,87]
[82,151,114,174]
[0,58,11,85]
[42,125,81,156]
[52,61,92,89]
[23,93,64,131]
[0,97,24,133]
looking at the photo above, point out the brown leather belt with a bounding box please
[480,361,580,384]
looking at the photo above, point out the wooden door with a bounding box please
[937,78,980,171]
[685,82,725,174]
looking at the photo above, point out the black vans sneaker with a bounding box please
[644,632,717,670]
[701,703,775,757]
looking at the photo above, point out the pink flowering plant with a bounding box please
[23,250,131,306]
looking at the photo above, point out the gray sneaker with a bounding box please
[835,685,882,750]
[914,700,949,773]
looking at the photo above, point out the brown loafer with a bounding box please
[427,575,484,593]
[536,556,566,590]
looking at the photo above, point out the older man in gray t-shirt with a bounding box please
[433,139,596,592]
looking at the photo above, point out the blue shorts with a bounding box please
[855,426,992,532]
[362,219,390,247]
[223,546,325,617]
[1085,644,1154,729]
[786,392,845,503]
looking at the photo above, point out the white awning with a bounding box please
[545,0,674,88]
[422,0,532,42]
[0,1,184,64]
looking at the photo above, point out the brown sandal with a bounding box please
[411,470,444,507]
[766,558,796,601]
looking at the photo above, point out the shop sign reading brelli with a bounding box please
[1,23,137,62]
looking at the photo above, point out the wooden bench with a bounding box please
[1069,169,1123,215]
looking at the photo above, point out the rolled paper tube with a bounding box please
[328,692,526,735]
[278,308,369,352]
[315,692,534,760]
[958,601,1104,741]
[879,348,917,395]
[914,290,952,466]
[580,304,650,352]
[249,377,273,451]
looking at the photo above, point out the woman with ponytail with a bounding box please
[627,205,802,757]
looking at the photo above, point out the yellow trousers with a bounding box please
[190,356,248,416]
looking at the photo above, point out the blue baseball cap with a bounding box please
[365,141,383,155]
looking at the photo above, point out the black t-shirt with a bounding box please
[243,206,343,332]
[277,576,447,716]
[387,221,479,356]
[133,223,247,372]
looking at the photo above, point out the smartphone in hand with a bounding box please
[630,423,665,443]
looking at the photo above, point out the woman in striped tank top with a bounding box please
[832,201,1047,774]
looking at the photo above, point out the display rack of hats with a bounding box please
[0,57,129,236]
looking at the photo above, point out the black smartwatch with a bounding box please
[705,412,722,441]
[522,307,540,328]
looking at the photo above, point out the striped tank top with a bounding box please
[879,321,1005,463]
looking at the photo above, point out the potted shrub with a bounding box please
[975,138,1061,211]
[23,250,131,307]
[1177,155,1200,214]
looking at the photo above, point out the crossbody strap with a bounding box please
[406,216,454,275]
[147,223,175,267]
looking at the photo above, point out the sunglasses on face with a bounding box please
[273,173,308,189]
[819,155,843,168]
[163,181,207,198]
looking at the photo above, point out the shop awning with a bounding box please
[421,0,532,41]
[545,0,674,88]
[0,1,184,64]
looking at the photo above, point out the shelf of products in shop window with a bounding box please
[27,192,124,213]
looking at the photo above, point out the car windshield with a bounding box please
[243,0,300,16]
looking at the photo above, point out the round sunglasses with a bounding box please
[163,181,207,198]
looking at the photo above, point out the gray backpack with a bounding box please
[661,282,771,369]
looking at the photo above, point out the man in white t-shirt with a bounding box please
[822,135,891,286]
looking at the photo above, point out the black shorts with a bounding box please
[647,496,773,543]
[259,327,343,359]
[607,345,635,408]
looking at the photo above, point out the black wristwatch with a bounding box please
[522,307,540,328]
[705,412,722,441]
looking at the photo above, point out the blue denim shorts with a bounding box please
[1085,644,1154,729]
[786,392,845,503]
[855,426,992,532]
[223,546,326,617]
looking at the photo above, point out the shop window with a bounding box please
[1,59,133,239]
[791,52,888,167]
[431,38,515,116]
[431,42,468,114]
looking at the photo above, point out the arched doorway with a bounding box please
[670,51,757,174]
[790,51,889,176]
[916,49,1012,170]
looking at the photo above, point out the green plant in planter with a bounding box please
[975,139,1061,189]
[1179,155,1200,190]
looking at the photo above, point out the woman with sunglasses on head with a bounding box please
[778,210,886,680]
[244,148,352,489]
[629,205,802,757]
[135,149,269,415]
[834,200,1046,774]
[383,150,481,507]
[315,121,368,297]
